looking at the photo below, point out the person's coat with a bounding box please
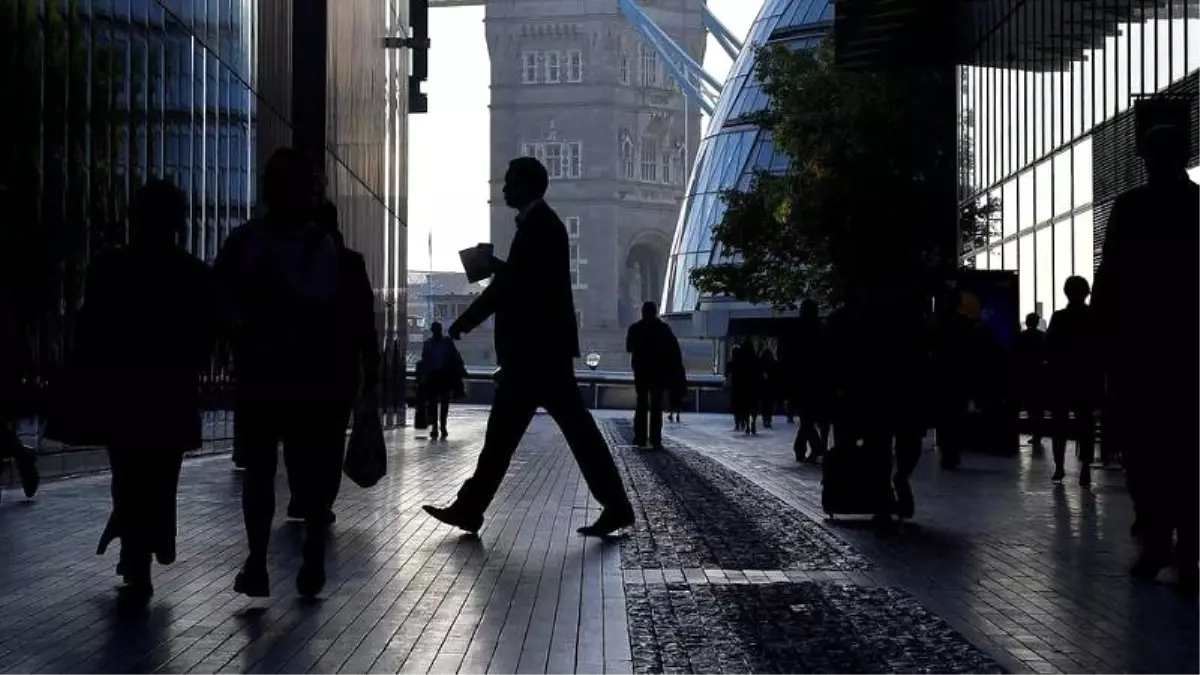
[420,336,467,398]
[71,244,218,449]
[451,201,579,370]
[625,317,684,390]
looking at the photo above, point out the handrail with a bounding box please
[404,366,726,388]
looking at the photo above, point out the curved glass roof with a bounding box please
[661,0,832,314]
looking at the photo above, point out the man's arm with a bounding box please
[349,255,381,389]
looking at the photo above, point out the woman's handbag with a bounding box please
[344,398,387,488]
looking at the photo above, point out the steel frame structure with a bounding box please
[424,0,741,115]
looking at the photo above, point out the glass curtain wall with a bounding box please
[0,0,409,371]
[660,0,831,315]
[959,0,1200,321]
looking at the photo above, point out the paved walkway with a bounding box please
[0,407,1194,674]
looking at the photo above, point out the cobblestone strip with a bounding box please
[602,419,1005,674]
[602,419,868,572]
[624,581,1005,674]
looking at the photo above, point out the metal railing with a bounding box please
[7,356,729,459]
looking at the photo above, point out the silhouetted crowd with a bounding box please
[0,126,1194,612]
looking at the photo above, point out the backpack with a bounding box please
[221,217,340,378]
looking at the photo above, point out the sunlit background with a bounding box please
[407,0,761,271]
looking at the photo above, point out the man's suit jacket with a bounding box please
[451,201,579,370]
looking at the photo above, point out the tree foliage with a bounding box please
[691,39,996,310]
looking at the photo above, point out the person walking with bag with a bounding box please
[216,148,341,599]
[75,180,217,605]
[421,157,634,537]
[0,280,39,502]
[284,201,380,523]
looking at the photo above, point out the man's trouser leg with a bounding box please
[633,385,649,445]
[438,390,451,431]
[239,400,282,565]
[455,375,538,515]
[287,402,341,529]
[648,387,664,447]
[542,368,631,510]
[109,446,152,581]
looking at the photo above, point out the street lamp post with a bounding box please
[585,352,600,409]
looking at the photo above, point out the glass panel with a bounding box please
[1054,218,1073,307]
[1019,234,1035,320]
[1004,241,1017,271]
[1073,210,1095,286]
[1053,149,1072,217]
[989,246,1003,272]
[1034,160,1052,224]
[1036,226,1054,314]
[1073,138,1093,207]
[1002,179,1017,238]
[975,252,988,271]
[1018,169,1034,231]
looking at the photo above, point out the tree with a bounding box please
[690,39,996,310]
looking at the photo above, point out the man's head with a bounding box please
[130,179,187,248]
[1142,123,1189,182]
[431,321,443,338]
[314,200,344,247]
[1025,312,1040,330]
[262,148,314,218]
[641,301,658,321]
[1063,275,1091,305]
[503,156,549,210]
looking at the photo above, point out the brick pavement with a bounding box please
[0,409,627,674]
[0,407,1195,674]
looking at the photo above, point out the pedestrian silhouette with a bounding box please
[729,339,760,435]
[791,299,831,463]
[422,157,634,538]
[284,201,380,523]
[626,301,684,450]
[1016,312,1047,447]
[215,148,341,598]
[758,344,779,429]
[78,179,218,606]
[1092,122,1198,592]
[1046,276,1100,486]
[420,321,465,440]
[0,280,39,501]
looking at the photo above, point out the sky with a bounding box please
[407,0,763,272]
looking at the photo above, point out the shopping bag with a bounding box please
[344,403,386,488]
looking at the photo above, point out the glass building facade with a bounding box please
[960,1,1200,322]
[0,0,409,359]
[660,0,831,315]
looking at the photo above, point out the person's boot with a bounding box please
[15,447,38,498]
[578,503,634,537]
[430,427,440,440]
[234,558,270,597]
[1051,446,1066,483]
[440,425,449,439]
[1078,466,1092,487]
[296,528,326,598]
[422,503,484,534]
[117,552,153,607]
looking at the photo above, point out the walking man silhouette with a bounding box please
[423,157,634,537]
